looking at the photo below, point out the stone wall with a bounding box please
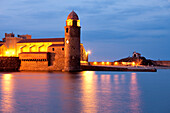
[0,57,20,71]
[19,44,86,71]
[80,44,87,61]
[48,46,65,71]
[19,52,49,71]
[19,50,65,71]
[20,60,49,71]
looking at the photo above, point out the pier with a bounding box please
[81,65,157,72]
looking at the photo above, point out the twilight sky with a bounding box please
[0,0,170,61]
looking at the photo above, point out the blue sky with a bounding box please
[0,0,170,61]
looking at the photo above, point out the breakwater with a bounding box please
[81,65,157,72]
[0,57,164,72]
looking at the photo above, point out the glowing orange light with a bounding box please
[6,51,9,55]
[114,62,118,65]
[5,50,15,56]
[122,62,126,65]
[93,62,97,65]
[77,20,80,27]
[66,40,69,44]
[66,19,73,26]
[132,62,135,66]
[102,62,105,65]
[87,51,91,54]
[106,62,110,65]
[80,61,88,63]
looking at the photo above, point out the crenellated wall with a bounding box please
[19,52,50,71]
[19,46,65,71]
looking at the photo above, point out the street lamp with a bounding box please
[86,50,91,62]
[87,51,91,54]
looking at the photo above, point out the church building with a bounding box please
[0,11,88,71]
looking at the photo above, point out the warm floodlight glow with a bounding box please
[80,61,88,63]
[66,19,73,26]
[87,51,91,54]
[77,20,80,27]
[66,40,69,44]
[5,50,15,56]
[93,62,97,65]
[121,62,126,65]
[102,62,105,65]
[132,62,135,66]
[6,51,9,55]
[106,62,110,65]
[114,62,118,65]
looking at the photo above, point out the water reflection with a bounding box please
[121,74,125,83]
[114,74,119,91]
[80,72,141,112]
[0,74,15,112]
[129,73,141,112]
[81,71,97,113]
[0,71,142,112]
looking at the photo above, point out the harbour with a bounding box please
[0,70,170,113]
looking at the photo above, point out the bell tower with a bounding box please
[64,11,81,71]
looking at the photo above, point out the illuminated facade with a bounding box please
[0,11,88,71]
[0,33,31,57]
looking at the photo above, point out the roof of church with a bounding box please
[17,38,64,43]
[67,11,79,20]
[48,44,65,47]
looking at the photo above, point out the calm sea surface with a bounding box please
[0,70,170,113]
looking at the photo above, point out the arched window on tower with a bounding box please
[77,20,80,27]
[66,19,73,26]
[66,28,68,33]
[73,20,77,26]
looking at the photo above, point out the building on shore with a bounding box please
[0,11,88,71]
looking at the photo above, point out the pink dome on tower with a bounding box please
[67,11,79,20]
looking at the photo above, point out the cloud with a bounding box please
[0,0,170,60]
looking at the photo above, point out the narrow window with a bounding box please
[62,48,64,51]
[66,28,68,33]
[73,21,77,26]
[52,48,55,51]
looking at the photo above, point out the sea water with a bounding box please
[0,70,170,113]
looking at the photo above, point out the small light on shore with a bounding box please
[114,62,118,65]
[93,62,97,65]
[122,62,126,65]
[102,62,105,65]
[87,51,91,54]
[132,62,135,66]
[106,62,110,65]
